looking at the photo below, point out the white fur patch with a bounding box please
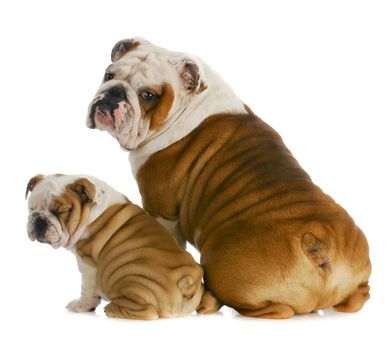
[129,57,246,175]
[87,38,246,176]
[66,255,101,312]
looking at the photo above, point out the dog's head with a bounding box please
[86,37,208,150]
[25,174,104,249]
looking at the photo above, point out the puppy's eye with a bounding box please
[104,72,114,82]
[140,91,157,102]
[52,206,71,215]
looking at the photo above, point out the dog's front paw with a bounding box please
[66,297,100,313]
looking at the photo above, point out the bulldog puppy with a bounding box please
[87,38,371,318]
[26,174,218,320]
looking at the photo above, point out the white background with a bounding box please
[1,0,390,349]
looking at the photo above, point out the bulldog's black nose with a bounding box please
[35,217,48,236]
[106,85,126,100]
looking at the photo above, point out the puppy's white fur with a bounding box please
[66,256,101,312]
[27,175,128,311]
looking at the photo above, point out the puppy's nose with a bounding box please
[35,217,48,236]
[106,85,126,100]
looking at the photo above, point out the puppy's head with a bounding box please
[26,174,99,249]
[86,37,208,150]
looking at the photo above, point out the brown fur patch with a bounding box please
[301,232,329,271]
[139,83,174,130]
[75,202,204,319]
[69,178,96,203]
[49,178,95,237]
[136,112,371,317]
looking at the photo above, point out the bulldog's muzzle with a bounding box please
[88,85,127,129]
[34,216,49,240]
[28,213,61,246]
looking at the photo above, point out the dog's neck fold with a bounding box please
[65,176,128,250]
[75,203,143,266]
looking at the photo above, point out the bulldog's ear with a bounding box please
[111,38,141,62]
[25,174,44,199]
[181,59,208,94]
[69,178,96,204]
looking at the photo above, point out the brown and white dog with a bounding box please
[26,174,218,320]
[87,38,371,318]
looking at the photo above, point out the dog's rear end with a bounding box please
[201,207,371,319]
[312,221,371,313]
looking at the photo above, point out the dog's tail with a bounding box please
[301,232,330,272]
[178,276,198,299]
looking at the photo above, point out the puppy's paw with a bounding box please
[66,297,100,313]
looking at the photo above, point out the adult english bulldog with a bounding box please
[87,38,371,318]
[26,174,218,320]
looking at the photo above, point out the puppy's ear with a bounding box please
[25,174,44,199]
[111,38,141,62]
[69,178,96,204]
[181,59,208,94]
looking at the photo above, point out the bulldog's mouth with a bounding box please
[87,89,148,150]
[29,226,62,248]
[88,98,115,129]
[88,98,131,131]
[88,85,130,130]
[94,107,114,128]
[27,214,66,249]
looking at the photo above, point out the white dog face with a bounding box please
[26,174,99,249]
[86,37,207,150]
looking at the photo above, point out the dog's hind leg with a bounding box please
[333,282,370,313]
[196,287,222,314]
[104,297,159,320]
[237,303,295,319]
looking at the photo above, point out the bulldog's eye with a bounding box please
[140,91,157,102]
[104,72,114,82]
[52,206,71,215]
